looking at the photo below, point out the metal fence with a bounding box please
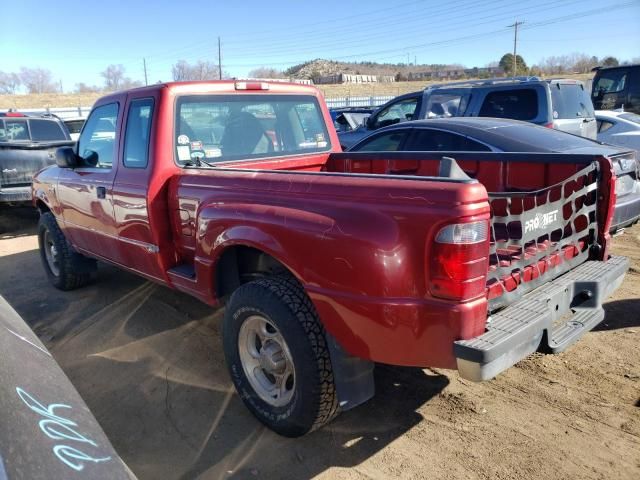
[323,95,393,108]
[1,96,394,117]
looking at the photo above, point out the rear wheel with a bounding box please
[38,212,96,290]
[223,275,339,437]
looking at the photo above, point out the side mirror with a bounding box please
[55,147,79,168]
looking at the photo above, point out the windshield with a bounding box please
[593,70,627,96]
[551,83,595,119]
[175,94,330,164]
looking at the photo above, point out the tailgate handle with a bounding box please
[96,186,106,199]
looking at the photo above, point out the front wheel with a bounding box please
[222,276,339,437]
[38,212,95,290]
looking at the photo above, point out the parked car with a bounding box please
[338,77,597,149]
[349,117,640,231]
[0,112,74,205]
[329,107,372,133]
[596,109,640,154]
[592,64,640,114]
[0,294,133,479]
[63,116,87,141]
[32,81,628,437]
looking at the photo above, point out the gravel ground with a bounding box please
[0,209,638,480]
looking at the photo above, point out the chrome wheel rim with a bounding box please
[238,314,295,407]
[43,230,60,277]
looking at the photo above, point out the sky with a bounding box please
[1,0,639,92]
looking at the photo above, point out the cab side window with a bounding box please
[78,103,119,169]
[124,98,154,168]
[371,97,419,130]
[478,89,539,121]
[408,129,491,151]
[353,131,408,151]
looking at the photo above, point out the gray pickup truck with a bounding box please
[0,113,74,205]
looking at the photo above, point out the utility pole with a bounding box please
[507,20,524,76]
[218,37,222,80]
[143,58,148,86]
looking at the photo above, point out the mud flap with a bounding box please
[325,332,375,411]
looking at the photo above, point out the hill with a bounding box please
[285,59,463,80]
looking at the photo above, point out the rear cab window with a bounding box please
[478,88,539,121]
[28,119,67,141]
[593,69,627,96]
[175,95,331,164]
[1,119,29,141]
[551,83,595,119]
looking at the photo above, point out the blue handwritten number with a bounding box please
[15,387,112,472]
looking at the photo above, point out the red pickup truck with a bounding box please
[32,81,629,437]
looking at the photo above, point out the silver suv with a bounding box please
[339,77,597,149]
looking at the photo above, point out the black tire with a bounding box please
[223,275,339,437]
[38,212,96,290]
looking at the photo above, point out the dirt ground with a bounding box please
[0,209,638,480]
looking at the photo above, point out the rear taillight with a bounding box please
[429,221,490,301]
[543,122,554,129]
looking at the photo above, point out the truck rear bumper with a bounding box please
[454,255,629,382]
[0,186,32,203]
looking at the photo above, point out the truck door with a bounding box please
[57,101,121,258]
[111,95,166,280]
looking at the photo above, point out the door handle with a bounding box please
[96,186,106,199]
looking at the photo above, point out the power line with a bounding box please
[219,0,577,60]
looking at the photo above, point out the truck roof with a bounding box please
[98,80,321,102]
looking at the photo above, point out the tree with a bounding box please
[74,83,102,94]
[171,60,229,81]
[19,67,57,94]
[101,64,126,91]
[101,64,142,91]
[569,53,598,73]
[601,56,619,67]
[499,53,527,76]
[171,60,191,81]
[0,71,21,94]
[247,67,285,79]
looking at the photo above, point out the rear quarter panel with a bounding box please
[171,168,490,367]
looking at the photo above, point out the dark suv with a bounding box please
[0,112,74,205]
[592,64,640,114]
[339,77,597,149]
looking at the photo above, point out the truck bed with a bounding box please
[210,150,612,309]
[171,150,615,367]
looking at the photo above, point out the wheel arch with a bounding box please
[213,243,301,301]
